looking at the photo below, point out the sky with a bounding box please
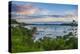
[10,1,78,24]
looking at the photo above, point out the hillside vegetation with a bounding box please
[11,25,78,53]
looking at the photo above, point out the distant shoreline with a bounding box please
[21,24,78,26]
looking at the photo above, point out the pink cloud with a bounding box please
[16,4,41,15]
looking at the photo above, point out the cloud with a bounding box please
[16,17,72,24]
[11,3,53,16]
[63,10,78,21]
[11,3,78,23]
[16,5,39,15]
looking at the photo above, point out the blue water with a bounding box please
[24,25,77,40]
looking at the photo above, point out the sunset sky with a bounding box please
[11,1,78,24]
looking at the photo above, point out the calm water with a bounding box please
[24,25,77,40]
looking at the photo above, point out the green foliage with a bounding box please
[11,19,19,24]
[11,26,78,53]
